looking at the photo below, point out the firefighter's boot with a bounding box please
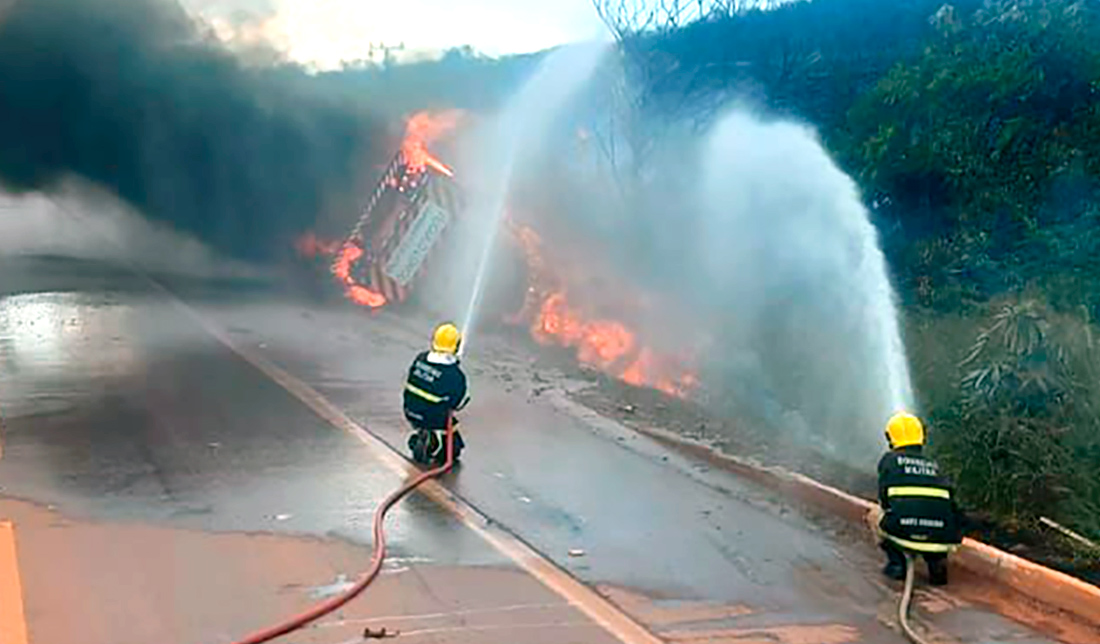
[880,541,907,581]
[926,555,949,586]
[408,430,432,465]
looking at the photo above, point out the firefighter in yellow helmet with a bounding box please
[403,323,469,465]
[877,412,962,585]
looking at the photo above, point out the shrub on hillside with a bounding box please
[929,296,1100,540]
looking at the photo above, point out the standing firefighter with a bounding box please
[403,323,469,465]
[877,412,962,585]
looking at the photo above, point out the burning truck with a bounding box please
[298,111,699,399]
[314,112,463,310]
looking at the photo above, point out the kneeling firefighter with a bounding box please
[878,412,962,585]
[403,323,469,466]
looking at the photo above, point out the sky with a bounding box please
[184,0,609,69]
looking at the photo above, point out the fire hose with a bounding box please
[224,406,924,644]
[898,552,930,644]
[226,414,457,644]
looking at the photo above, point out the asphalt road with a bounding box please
[0,195,1076,644]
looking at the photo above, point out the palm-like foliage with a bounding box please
[935,297,1097,539]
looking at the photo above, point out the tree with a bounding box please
[593,0,794,37]
[845,0,1100,234]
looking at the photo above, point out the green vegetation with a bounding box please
[930,298,1100,538]
[843,0,1100,311]
[610,0,1100,550]
[844,0,1100,547]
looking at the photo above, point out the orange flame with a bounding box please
[331,243,361,282]
[331,244,387,308]
[620,348,699,399]
[290,109,462,312]
[535,293,637,369]
[510,222,698,399]
[294,235,387,309]
[346,283,387,308]
[402,110,461,177]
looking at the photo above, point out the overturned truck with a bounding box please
[331,145,463,309]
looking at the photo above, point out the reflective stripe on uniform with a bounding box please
[887,486,951,500]
[883,532,957,554]
[405,383,445,403]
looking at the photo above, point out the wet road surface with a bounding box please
[0,198,1083,644]
[0,255,621,643]
[202,299,1079,644]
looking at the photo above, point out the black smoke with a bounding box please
[0,0,380,260]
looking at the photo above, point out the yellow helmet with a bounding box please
[431,323,462,354]
[885,411,925,449]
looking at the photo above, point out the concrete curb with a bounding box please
[953,539,1100,625]
[629,424,1100,629]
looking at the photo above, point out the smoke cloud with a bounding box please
[0,0,380,260]
[498,91,911,463]
[0,185,261,278]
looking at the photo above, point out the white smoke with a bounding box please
[0,182,258,278]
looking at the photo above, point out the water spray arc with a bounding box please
[697,111,914,456]
[456,43,609,355]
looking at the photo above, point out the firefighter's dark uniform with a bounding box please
[878,445,961,585]
[403,350,468,462]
